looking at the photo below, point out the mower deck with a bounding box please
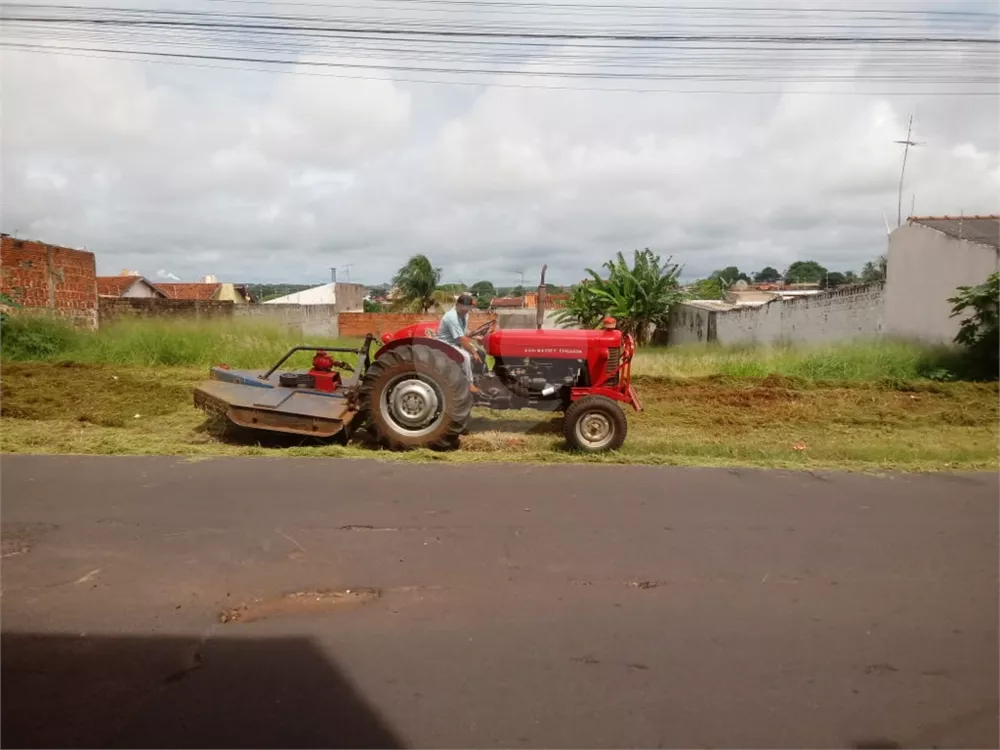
[194,366,360,438]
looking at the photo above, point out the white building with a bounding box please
[263,282,365,311]
[884,215,1000,344]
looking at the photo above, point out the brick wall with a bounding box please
[339,311,496,339]
[98,297,235,325]
[1,235,98,329]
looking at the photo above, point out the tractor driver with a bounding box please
[436,293,482,393]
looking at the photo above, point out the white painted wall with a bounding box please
[667,304,716,345]
[122,279,163,298]
[665,286,885,346]
[715,286,884,346]
[884,224,1000,344]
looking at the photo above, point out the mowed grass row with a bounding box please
[2,362,996,471]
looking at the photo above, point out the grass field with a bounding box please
[1,317,996,471]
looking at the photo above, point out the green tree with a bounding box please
[784,260,828,284]
[861,255,888,284]
[470,280,496,301]
[820,271,848,290]
[949,272,999,380]
[688,278,724,299]
[363,299,385,313]
[555,249,683,345]
[710,266,750,284]
[510,285,526,298]
[754,266,782,283]
[843,270,859,284]
[391,254,442,313]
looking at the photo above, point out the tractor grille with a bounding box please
[605,347,621,384]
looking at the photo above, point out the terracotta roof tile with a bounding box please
[96,275,167,298]
[156,282,221,301]
[97,276,139,297]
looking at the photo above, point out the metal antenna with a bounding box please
[342,264,353,283]
[895,113,924,227]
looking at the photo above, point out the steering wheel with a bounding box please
[468,318,497,339]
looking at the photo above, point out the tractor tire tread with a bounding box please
[359,344,471,451]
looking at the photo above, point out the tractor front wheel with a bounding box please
[563,395,627,452]
[359,344,471,450]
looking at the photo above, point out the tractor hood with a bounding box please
[485,328,622,359]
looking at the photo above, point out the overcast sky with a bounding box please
[2,0,997,286]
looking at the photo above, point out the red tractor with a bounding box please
[194,269,641,452]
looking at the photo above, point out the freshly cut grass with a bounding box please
[2,363,996,472]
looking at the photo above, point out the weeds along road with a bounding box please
[2,455,997,749]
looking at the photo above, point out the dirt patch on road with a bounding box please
[220,588,380,624]
[1,523,58,558]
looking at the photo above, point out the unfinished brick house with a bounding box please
[0,235,99,328]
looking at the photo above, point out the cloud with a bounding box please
[156,269,181,281]
[2,7,997,286]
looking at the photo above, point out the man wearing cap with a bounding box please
[436,293,482,393]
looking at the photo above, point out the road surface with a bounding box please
[2,455,997,748]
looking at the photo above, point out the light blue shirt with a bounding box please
[436,307,467,347]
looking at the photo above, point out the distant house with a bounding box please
[263,282,365,311]
[96,275,166,299]
[157,281,252,303]
[885,214,1000,343]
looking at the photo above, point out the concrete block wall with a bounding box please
[339,312,496,339]
[665,305,716,345]
[235,303,339,338]
[333,283,365,313]
[1,236,98,328]
[714,285,884,346]
[98,297,235,324]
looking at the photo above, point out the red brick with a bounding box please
[1,235,97,328]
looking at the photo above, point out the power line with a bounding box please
[5,43,995,95]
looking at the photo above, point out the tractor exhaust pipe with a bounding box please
[536,264,547,330]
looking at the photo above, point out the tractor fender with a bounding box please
[375,337,465,366]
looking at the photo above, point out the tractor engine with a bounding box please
[491,358,583,400]
[481,328,624,408]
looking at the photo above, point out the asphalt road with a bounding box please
[2,455,997,749]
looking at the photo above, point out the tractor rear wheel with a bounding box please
[563,395,627,452]
[359,344,471,450]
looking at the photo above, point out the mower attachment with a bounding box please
[194,339,373,439]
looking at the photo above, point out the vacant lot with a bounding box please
[2,363,996,471]
[2,317,995,470]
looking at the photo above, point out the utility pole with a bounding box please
[895,113,923,228]
[330,267,337,283]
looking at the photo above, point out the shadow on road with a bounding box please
[2,631,403,749]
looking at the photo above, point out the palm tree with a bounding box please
[392,255,442,313]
